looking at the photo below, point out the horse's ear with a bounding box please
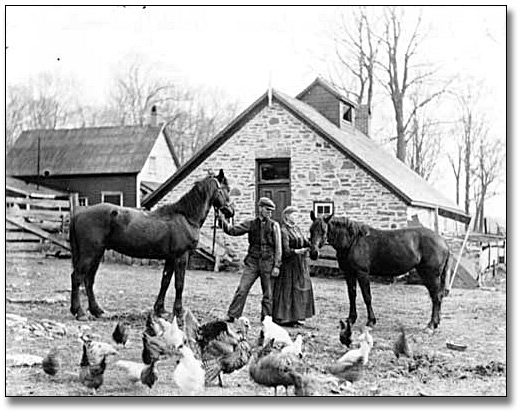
[310,211,316,222]
[324,213,334,223]
[217,169,225,182]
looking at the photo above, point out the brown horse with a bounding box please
[69,169,234,321]
[309,213,451,329]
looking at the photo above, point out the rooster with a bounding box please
[79,335,118,393]
[326,327,373,384]
[115,359,159,388]
[141,312,184,364]
[183,308,252,387]
[249,338,311,396]
[112,321,129,347]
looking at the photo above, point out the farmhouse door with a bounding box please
[256,158,291,223]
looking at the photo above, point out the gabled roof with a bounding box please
[7,125,168,176]
[296,77,357,107]
[142,88,469,222]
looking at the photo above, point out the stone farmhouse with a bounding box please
[142,78,470,264]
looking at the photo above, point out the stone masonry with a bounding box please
[154,102,408,263]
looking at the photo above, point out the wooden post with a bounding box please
[69,193,79,216]
[448,214,475,293]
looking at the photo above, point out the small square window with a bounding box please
[313,201,334,217]
[102,192,123,206]
[78,197,89,207]
[342,104,353,123]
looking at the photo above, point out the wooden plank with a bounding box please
[7,209,68,221]
[5,197,70,209]
[6,232,42,242]
[6,216,70,251]
[6,242,43,253]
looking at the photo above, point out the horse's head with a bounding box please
[210,169,235,219]
[309,211,333,260]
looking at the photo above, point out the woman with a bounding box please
[271,206,315,326]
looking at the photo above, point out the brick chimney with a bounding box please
[354,104,371,136]
[150,105,158,127]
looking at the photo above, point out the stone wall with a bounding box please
[154,102,410,264]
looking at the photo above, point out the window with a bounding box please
[342,103,353,123]
[101,191,123,206]
[149,156,157,175]
[259,160,290,182]
[78,197,89,207]
[313,201,334,217]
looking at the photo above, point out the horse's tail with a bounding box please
[440,249,452,297]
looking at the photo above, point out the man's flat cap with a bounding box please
[258,197,276,210]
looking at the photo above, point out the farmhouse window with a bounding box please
[149,156,157,175]
[313,201,334,217]
[259,160,290,183]
[78,197,89,207]
[342,103,353,123]
[102,191,123,206]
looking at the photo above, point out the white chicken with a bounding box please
[172,345,205,396]
[262,316,293,347]
[281,334,304,357]
[326,327,373,384]
[115,359,159,389]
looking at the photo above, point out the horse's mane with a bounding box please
[328,216,371,250]
[152,178,212,219]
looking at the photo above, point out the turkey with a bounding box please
[183,308,252,387]
[249,338,312,396]
[172,345,205,395]
[262,315,292,347]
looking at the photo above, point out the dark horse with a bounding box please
[309,213,451,329]
[69,169,234,321]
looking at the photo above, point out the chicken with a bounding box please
[326,327,373,384]
[183,308,252,387]
[112,321,129,346]
[141,312,183,364]
[249,338,310,396]
[42,348,60,376]
[172,345,205,396]
[393,324,412,358]
[262,316,292,347]
[115,359,159,388]
[281,334,303,357]
[339,319,352,348]
[78,334,118,393]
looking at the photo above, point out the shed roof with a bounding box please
[6,176,70,198]
[142,88,468,222]
[7,125,165,176]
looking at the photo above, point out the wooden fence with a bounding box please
[6,195,74,255]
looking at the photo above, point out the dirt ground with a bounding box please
[5,253,507,397]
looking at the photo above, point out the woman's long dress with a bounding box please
[271,223,315,324]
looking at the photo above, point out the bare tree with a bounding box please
[6,72,75,148]
[331,6,379,107]
[471,133,505,232]
[406,88,442,180]
[109,58,184,126]
[376,7,449,162]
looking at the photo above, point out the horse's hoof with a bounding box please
[90,309,105,319]
[76,313,88,321]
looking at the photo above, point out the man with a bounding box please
[218,197,282,326]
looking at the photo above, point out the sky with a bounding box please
[4,4,508,222]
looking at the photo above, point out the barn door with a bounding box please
[256,159,291,223]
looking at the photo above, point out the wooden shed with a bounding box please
[6,120,180,208]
